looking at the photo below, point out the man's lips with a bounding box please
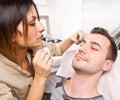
[75,55,88,62]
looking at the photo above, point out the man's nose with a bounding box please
[78,44,87,54]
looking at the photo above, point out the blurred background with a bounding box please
[34,0,120,39]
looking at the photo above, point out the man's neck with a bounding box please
[64,73,100,98]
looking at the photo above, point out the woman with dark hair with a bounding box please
[0,0,83,99]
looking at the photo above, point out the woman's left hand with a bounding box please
[70,31,85,45]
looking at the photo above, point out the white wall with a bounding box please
[34,0,120,39]
[60,0,83,39]
[82,0,120,34]
[34,0,82,39]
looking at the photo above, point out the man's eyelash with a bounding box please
[91,47,98,51]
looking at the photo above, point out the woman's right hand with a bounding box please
[32,49,53,79]
[27,49,53,100]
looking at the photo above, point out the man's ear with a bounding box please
[102,60,114,71]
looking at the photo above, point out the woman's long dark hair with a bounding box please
[0,0,39,58]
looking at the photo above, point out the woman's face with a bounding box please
[14,6,45,48]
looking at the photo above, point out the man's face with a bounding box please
[72,34,111,74]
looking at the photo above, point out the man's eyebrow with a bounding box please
[91,41,102,49]
[80,38,85,43]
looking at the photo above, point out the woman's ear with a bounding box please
[102,60,114,71]
[12,33,16,43]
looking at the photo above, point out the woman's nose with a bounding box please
[38,22,45,32]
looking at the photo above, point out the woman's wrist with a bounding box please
[33,75,48,85]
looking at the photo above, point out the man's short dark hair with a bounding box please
[91,27,117,62]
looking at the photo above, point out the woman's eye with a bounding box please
[29,23,36,26]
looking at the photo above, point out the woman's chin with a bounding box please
[32,43,41,48]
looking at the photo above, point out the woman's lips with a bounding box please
[37,36,42,41]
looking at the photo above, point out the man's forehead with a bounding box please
[86,34,106,40]
[84,34,97,40]
[85,34,110,47]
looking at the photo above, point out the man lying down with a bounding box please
[42,27,117,100]
[56,27,120,100]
